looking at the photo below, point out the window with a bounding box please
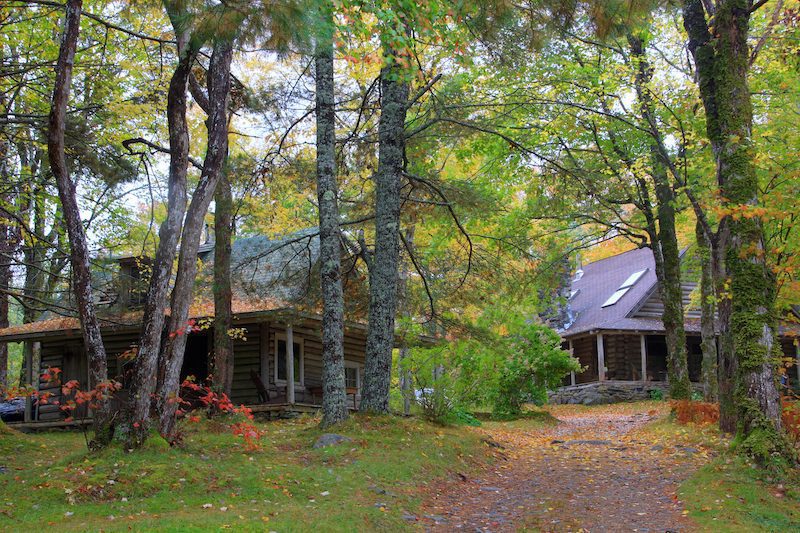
[601,268,648,307]
[275,336,303,386]
[344,361,360,389]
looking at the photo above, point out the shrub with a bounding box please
[781,396,800,447]
[649,389,664,401]
[671,399,720,425]
[403,320,579,421]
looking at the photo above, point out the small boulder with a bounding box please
[313,433,353,449]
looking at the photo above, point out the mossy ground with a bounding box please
[680,453,800,531]
[0,413,488,532]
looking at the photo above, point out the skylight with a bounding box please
[601,268,647,307]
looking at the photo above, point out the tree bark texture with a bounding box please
[629,34,691,400]
[361,54,410,414]
[0,121,11,392]
[683,0,785,457]
[126,13,195,447]
[696,220,718,401]
[212,172,234,396]
[48,0,113,446]
[158,39,233,440]
[315,10,349,427]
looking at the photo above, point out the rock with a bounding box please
[682,447,699,455]
[567,440,611,446]
[550,440,565,444]
[481,437,505,449]
[651,444,664,451]
[424,514,447,523]
[313,433,353,449]
[401,512,417,521]
[480,486,502,492]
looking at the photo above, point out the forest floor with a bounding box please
[2,402,798,531]
[420,402,800,532]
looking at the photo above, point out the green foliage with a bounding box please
[649,389,664,401]
[404,313,579,421]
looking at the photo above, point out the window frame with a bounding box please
[343,360,361,390]
[274,334,305,388]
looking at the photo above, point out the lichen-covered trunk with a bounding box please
[0,125,10,392]
[126,21,194,447]
[48,0,112,446]
[361,54,410,413]
[212,171,234,397]
[629,34,690,400]
[158,39,233,440]
[683,0,784,458]
[696,220,718,402]
[654,178,691,400]
[315,12,349,427]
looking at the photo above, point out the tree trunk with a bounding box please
[48,0,113,446]
[683,0,785,457]
[315,5,348,427]
[361,50,410,414]
[158,39,233,440]
[398,223,416,416]
[126,16,195,447]
[629,33,691,399]
[212,172,234,397]
[696,220,718,402]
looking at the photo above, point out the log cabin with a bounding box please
[0,228,418,427]
[552,247,800,404]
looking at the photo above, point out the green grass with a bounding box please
[0,414,489,532]
[680,455,800,532]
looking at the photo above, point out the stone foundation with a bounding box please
[548,380,702,405]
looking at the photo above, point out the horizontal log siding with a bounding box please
[603,334,641,381]
[30,319,370,414]
[571,336,598,383]
[229,321,367,404]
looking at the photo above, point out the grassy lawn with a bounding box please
[681,453,800,532]
[645,410,800,532]
[0,414,488,532]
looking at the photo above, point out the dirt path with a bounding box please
[420,404,713,532]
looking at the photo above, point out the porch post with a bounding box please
[259,323,269,379]
[286,324,295,404]
[596,333,605,381]
[640,334,648,382]
[569,340,576,386]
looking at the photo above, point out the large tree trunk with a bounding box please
[126,14,194,447]
[211,172,233,396]
[629,34,691,399]
[683,0,784,457]
[696,220,718,402]
[315,5,348,427]
[0,116,10,392]
[158,39,233,440]
[48,0,113,446]
[361,50,410,414]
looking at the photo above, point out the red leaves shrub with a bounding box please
[781,396,800,447]
[670,400,720,426]
[178,377,263,450]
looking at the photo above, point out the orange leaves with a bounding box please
[670,400,720,426]
[780,396,800,447]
